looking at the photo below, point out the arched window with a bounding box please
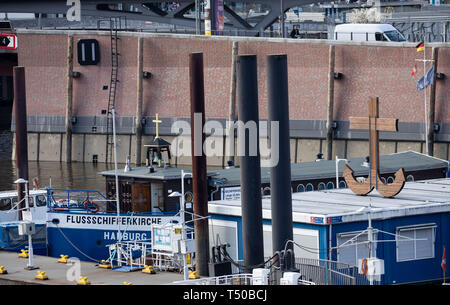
[327,182,334,189]
[306,183,314,192]
[263,187,271,196]
[380,177,387,184]
[339,181,347,189]
[406,175,414,182]
[297,184,305,193]
[387,176,394,184]
[318,182,326,191]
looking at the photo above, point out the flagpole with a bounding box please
[423,43,429,155]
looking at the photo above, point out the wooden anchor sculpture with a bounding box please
[343,97,406,198]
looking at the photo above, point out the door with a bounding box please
[131,183,151,213]
[151,182,164,213]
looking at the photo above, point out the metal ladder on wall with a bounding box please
[98,16,127,163]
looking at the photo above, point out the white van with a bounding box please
[333,24,406,42]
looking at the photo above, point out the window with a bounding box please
[297,184,305,193]
[35,195,47,207]
[384,30,406,42]
[396,225,435,262]
[318,182,326,191]
[327,182,334,190]
[387,176,394,184]
[339,181,347,189]
[306,183,314,192]
[406,175,414,182]
[0,198,11,211]
[77,39,100,65]
[337,231,377,266]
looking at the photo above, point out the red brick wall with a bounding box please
[17,32,450,124]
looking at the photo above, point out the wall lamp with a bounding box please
[333,72,343,79]
[435,73,445,80]
[72,71,81,78]
[433,123,440,133]
[143,71,152,79]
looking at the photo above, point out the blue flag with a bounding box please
[425,66,435,87]
[417,66,435,91]
[417,76,425,91]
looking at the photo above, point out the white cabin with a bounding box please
[0,189,47,224]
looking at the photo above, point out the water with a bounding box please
[0,130,111,193]
[0,159,111,194]
[0,131,218,193]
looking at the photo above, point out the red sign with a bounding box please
[0,34,17,49]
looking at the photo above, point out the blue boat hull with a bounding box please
[46,211,182,262]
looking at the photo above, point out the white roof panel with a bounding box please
[208,178,450,225]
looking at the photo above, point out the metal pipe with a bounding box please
[326,45,335,160]
[135,37,143,166]
[236,55,264,273]
[189,52,210,277]
[267,54,293,271]
[13,66,29,220]
[65,35,73,163]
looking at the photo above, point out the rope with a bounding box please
[54,223,101,263]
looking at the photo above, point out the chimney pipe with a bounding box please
[267,55,294,270]
[237,55,264,272]
[13,66,29,221]
[189,52,210,276]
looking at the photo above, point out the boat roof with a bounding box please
[210,151,449,187]
[0,189,47,199]
[99,166,218,181]
[208,178,450,225]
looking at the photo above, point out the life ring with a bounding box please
[361,258,368,276]
[83,200,99,213]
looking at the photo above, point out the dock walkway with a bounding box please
[0,251,184,285]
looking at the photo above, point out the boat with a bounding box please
[45,187,183,263]
[45,109,192,266]
[0,187,48,255]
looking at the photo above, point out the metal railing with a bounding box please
[293,257,373,285]
[172,273,254,285]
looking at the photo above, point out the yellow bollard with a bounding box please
[18,249,29,258]
[0,266,7,274]
[142,265,156,274]
[123,282,133,285]
[188,270,200,279]
[35,271,49,280]
[77,276,91,285]
[98,260,112,269]
[58,255,69,264]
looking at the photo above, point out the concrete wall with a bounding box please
[10,30,450,164]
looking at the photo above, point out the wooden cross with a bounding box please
[152,113,162,138]
[343,97,406,197]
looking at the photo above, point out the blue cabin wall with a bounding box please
[209,214,327,262]
[330,212,450,284]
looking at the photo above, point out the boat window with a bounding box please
[263,187,271,196]
[318,182,326,191]
[306,183,314,192]
[387,176,394,184]
[327,182,334,189]
[383,30,406,42]
[339,181,347,189]
[406,175,414,182]
[35,195,47,207]
[296,184,305,193]
[0,198,11,211]
[28,196,34,207]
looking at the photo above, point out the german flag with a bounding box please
[416,41,424,52]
